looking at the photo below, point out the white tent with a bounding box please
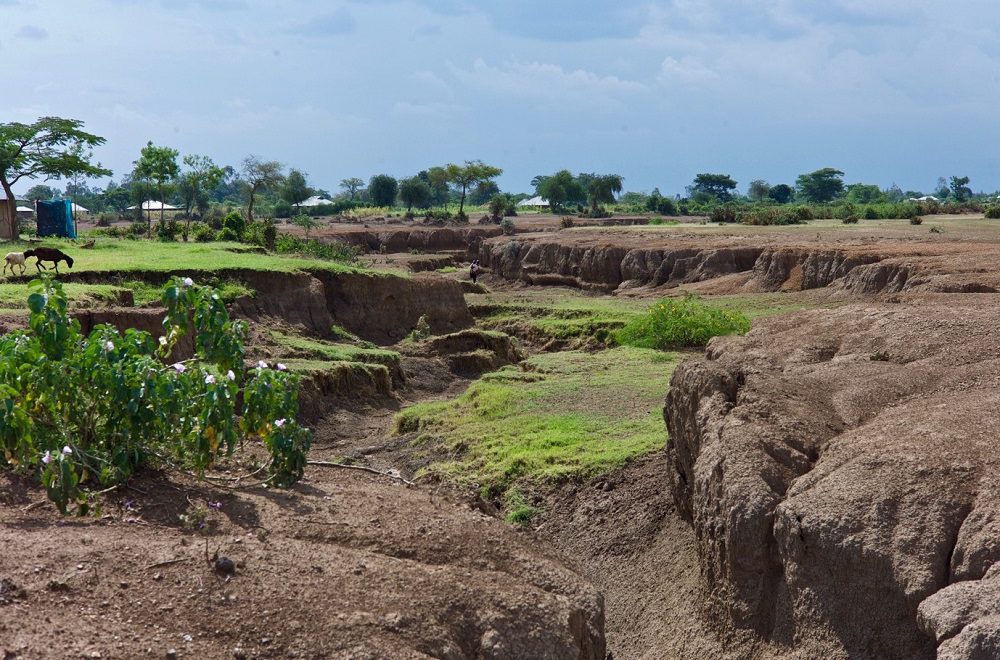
[298,195,335,207]
[71,203,89,213]
[906,195,939,202]
[517,195,549,207]
[127,201,179,211]
[16,206,33,213]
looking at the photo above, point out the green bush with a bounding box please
[616,296,751,349]
[190,222,215,242]
[910,216,923,225]
[0,276,310,513]
[217,226,240,241]
[500,217,515,235]
[985,205,1000,219]
[862,206,879,220]
[129,221,148,238]
[709,204,738,223]
[273,233,359,263]
[273,199,293,218]
[222,210,246,239]
[156,220,180,242]
[842,215,859,224]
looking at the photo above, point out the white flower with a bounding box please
[226,370,236,381]
[172,363,186,373]
[62,446,72,455]
[274,418,286,428]
[158,336,168,346]
[276,363,287,371]
[257,360,269,369]
[105,340,114,351]
[182,277,194,287]
[204,374,216,385]
[41,450,52,465]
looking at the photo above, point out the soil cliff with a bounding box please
[663,298,1000,658]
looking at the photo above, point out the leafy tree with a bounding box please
[444,160,503,218]
[398,176,431,213]
[530,174,549,193]
[101,180,133,215]
[886,183,904,203]
[950,176,972,202]
[368,174,398,207]
[134,141,179,235]
[0,117,111,239]
[339,177,364,200]
[177,155,224,240]
[241,155,284,224]
[748,179,771,202]
[282,169,313,209]
[469,180,500,206]
[767,184,794,204]
[291,213,320,238]
[688,173,738,203]
[424,167,450,206]
[586,174,624,214]
[25,184,57,201]
[795,168,844,203]
[211,165,242,204]
[845,183,883,205]
[935,177,950,200]
[537,170,586,212]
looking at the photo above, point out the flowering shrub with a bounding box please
[0,275,311,513]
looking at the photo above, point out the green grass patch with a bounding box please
[268,330,399,368]
[9,238,362,275]
[617,295,750,349]
[435,266,458,273]
[395,347,681,498]
[0,283,130,309]
[122,278,254,306]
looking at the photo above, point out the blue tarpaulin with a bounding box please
[36,200,76,238]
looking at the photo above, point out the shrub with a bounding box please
[910,216,923,225]
[190,222,215,242]
[0,275,310,513]
[203,206,226,229]
[222,210,246,239]
[842,215,859,224]
[560,216,575,229]
[862,206,879,220]
[709,204,738,223]
[217,227,240,241]
[985,205,1000,219]
[156,220,180,241]
[96,214,114,227]
[129,221,148,238]
[500,217,515,235]
[616,295,751,349]
[273,233,360,263]
[408,314,431,341]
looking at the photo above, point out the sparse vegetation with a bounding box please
[616,295,751,349]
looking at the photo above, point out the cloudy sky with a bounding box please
[3,0,999,196]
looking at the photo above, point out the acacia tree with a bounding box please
[134,142,179,236]
[586,174,624,214]
[241,155,284,224]
[0,117,111,239]
[795,168,845,203]
[444,160,502,218]
[177,155,224,240]
[688,173,738,203]
[339,177,364,200]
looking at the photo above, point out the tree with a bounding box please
[845,183,883,205]
[134,141,179,236]
[748,179,771,202]
[25,184,57,201]
[241,155,284,224]
[768,184,794,204]
[398,176,431,213]
[425,167,450,206]
[537,170,586,212]
[177,155,224,240]
[0,117,111,239]
[282,169,313,209]
[934,176,950,200]
[291,213,319,238]
[688,173,738,203]
[368,174,398,207]
[586,174,624,214]
[339,177,364,200]
[444,160,503,218]
[469,180,500,206]
[101,179,132,216]
[950,176,972,202]
[795,168,845,203]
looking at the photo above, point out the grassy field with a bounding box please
[268,330,400,369]
[6,238,361,275]
[395,347,683,505]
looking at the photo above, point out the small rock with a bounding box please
[119,581,129,589]
[260,637,271,645]
[153,573,163,581]
[233,649,246,660]
[165,650,178,660]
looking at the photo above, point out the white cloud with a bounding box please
[659,56,718,82]
[391,101,464,117]
[449,59,647,110]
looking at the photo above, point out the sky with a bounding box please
[3,0,1000,196]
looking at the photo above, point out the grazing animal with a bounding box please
[23,247,74,274]
[3,252,26,276]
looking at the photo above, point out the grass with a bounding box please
[268,330,400,369]
[616,296,751,349]
[394,347,682,503]
[0,283,130,309]
[7,238,361,275]
[122,278,254,306]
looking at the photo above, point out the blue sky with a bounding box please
[3,0,999,196]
